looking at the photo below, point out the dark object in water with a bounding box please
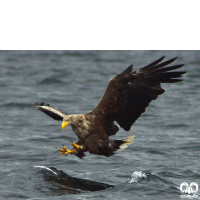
[36,166,113,194]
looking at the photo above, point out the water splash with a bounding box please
[33,165,58,175]
[129,171,148,183]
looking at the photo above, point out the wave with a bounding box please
[0,102,34,108]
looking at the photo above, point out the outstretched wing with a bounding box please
[35,102,65,121]
[92,56,186,132]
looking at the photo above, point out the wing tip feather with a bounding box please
[35,102,50,108]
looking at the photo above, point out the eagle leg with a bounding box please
[71,142,83,150]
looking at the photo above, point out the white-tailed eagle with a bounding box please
[35,56,186,158]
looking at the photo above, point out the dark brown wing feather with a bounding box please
[92,56,186,133]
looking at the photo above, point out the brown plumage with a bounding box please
[35,56,186,158]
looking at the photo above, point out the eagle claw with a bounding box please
[57,143,83,155]
[57,145,72,155]
[71,142,83,150]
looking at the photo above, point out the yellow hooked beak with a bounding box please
[61,120,70,130]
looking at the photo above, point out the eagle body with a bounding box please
[35,56,186,158]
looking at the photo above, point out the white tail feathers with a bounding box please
[118,135,135,150]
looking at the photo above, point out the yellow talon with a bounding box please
[57,145,72,155]
[71,142,83,150]
[57,143,83,155]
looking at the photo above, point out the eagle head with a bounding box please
[61,117,71,130]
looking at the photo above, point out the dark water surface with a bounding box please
[0,51,199,199]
